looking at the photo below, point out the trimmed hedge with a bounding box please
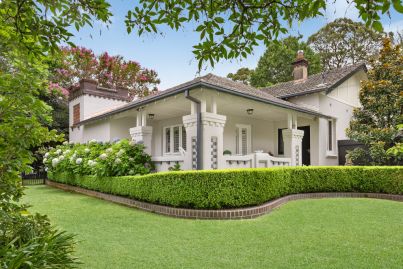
[49,166,403,209]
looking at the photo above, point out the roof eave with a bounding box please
[77,80,331,126]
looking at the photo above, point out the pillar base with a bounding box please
[282,129,304,166]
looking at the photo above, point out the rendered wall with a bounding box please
[82,120,111,143]
[223,115,275,155]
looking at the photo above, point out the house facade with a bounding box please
[69,51,367,171]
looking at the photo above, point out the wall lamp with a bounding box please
[246,108,254,115]
[148,113,155,120]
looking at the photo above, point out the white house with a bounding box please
[68,51,367,171]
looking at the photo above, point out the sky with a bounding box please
[69,0,403,90]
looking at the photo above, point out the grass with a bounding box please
[23,185,403,269]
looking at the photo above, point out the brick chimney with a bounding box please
[68,79,130,102]
[292,50,308,81]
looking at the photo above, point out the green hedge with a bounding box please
[49,166,403,209]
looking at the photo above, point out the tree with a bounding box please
[227,67,253,85]
[0,0,112,267]
[126,0,403,68]
[346,38,403,165]
[249,36,321,87]
[308,18,384,70]
[51,47,160,99]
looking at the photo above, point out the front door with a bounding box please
[298,126,311,165]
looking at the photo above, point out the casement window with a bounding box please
[278,128,285,155]
[327,119,335,153]
[163,125,186,154]
[235,124,251,155]
[73,104,80,125]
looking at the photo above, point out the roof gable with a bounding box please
[259,63,367,98]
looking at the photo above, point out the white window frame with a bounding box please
[326,119,336,155]
[163,124,186,155]
[235,124,252,155]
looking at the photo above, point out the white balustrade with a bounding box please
[224,152,291,169]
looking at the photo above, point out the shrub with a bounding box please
[49,166,403,209]
[43,139,154,177]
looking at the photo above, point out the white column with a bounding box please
[282,128,304,166]
[129,126,153,155]
[136,113,141,127]
[182,112,226,170]
[211,96,217,114]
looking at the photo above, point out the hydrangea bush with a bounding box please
[43,139,154,177]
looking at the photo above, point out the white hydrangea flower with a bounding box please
[106,148,113,153]
[63,141,68,145]
[55,149,62,155]
[43,158,47,164]
[129,157,134,162]
[44,152,50,158]
[115,158,121,164]
[52,158,59,167]
[65,149,71,155]
[76,158,83,165]
[45,167,48,172]
[89,139,97,144]
[69,141,74,145]
[84,148,90,153]
[99,153,107,160]
[117,149,125,157]
[88,160,97,167]
[59,155,65,161]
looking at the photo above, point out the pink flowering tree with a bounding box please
[50,46,160,99]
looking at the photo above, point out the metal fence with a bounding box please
[337,140,365,165]
[22,171,47,185]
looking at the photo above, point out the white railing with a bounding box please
[224,152,291,169]
[223,154,254,169]
[152,155,184,172]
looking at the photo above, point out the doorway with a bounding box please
[298,126,311,165]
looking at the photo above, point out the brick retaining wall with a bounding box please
[45,180,403,220]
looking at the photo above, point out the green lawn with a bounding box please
[23,186,403,269]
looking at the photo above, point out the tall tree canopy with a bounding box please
[50,47,160,99]
[227,67,253,85]
[346,38,402,165]
[308,18,384,70]
[127,0,403,68]
[249,36,322,87]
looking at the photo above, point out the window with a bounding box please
[73,104,80,125]
[235,124,251,155]
[327,120,335,152]
[278,129,284,155]
[163,125,187,154]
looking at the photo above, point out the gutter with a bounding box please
[76,81,331,127]
[185,90,202,170]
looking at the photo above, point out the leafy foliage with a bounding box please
[227,68,253,85]
[250,36,322,87]
[308,18,384,70]
[126,0,402,68]
[0,0,113,267]
[0,0,112,54]
[346,38,403,165]
[50,47,160,98]
[43,139,154,177]
[50,166,403,209]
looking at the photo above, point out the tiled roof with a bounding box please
[78,71,346,126]
[260,63,366,98]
